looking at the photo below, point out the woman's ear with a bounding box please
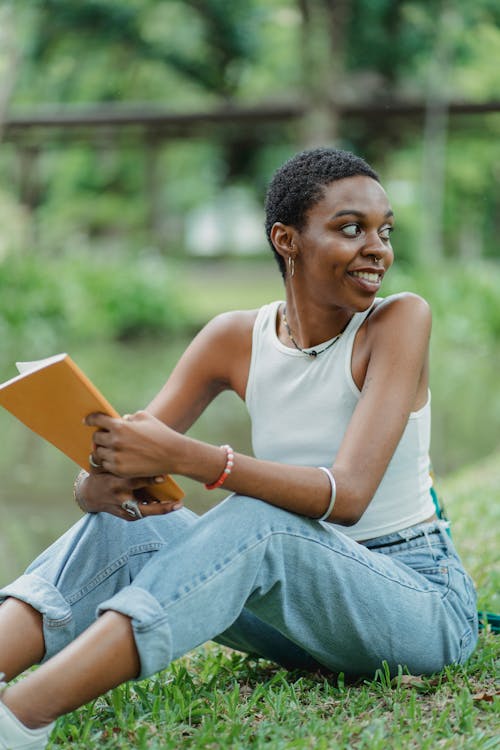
[270,222,296,263]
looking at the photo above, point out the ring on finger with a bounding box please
[121,499,143,519]
[89,453,102,469]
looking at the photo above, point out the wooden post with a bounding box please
[144,134,164,248]
[18,144,41,245]
[0,3,19,142]
[420,4,456,262]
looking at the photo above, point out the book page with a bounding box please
[16,353,67,375]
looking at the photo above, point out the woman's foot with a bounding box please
[0,676,54,750]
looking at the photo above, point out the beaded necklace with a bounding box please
[282,306,344,358]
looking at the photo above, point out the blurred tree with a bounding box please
[336,0,500,158]
[3,0,499,259]
[27,0,258,99]
[21,0,263,180]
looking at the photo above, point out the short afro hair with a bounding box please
[264,147,380,278]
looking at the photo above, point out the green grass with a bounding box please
[45,453,500,749]
[49,643,499,749]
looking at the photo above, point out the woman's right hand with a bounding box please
[76,470,183,521]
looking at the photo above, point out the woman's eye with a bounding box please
[341,224,360,237]
[379,225,394,241]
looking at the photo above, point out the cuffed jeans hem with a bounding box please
[0,573,75,662]
[97,585,173,680]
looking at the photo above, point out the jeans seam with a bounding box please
[65,543,165,605]
[65,553,130,604]
[44,613,73,628]
[129,543,164,556]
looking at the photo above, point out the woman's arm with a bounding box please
[331,292,431,522]
[88,294,431,525]
[77,310,256,517]
[145,309,256,430]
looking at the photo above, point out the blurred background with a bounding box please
[0,0,499,579]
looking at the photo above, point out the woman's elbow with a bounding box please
[333,513,360,527]
[329,488,370,526]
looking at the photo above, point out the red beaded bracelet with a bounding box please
[205,444,235,490]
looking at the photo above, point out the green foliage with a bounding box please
[384,263,500,345]
[0,251,190,353]
[22,0,260,100]
[444,130,500,261]
[68,254,189,341]
[0,255,67,353]
[347,0,441,81]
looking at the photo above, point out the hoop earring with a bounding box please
[288,256,295,278]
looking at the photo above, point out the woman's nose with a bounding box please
[361,231,392,263]
[362,232,392,259]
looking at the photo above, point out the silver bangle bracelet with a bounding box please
[317,467,336,521]
[73,469,89,512]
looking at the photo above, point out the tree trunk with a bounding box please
[0,3,19,142]
[297,0,351,147]
[420,3,456,262]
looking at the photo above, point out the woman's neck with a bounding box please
[280,288,354,349]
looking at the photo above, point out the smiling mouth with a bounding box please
[350,271,382,283]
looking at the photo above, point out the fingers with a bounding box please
[85,411,141,430]
[88,416,144,477]
[85,413,118,433]
[120,499,144,520]
[88,445,111,474]
[82,471,181,520]
[91,446,130,477]
[117,485,183,521]
[92,430,112,449]
[86,410,170,480]
[118,499,183,521]
[86,414,115,471]
[88,452,104,472]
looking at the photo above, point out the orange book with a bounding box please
[0,353,184,503]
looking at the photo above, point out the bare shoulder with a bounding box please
[353,292,431,386]
[369,292,432,337]
[205,308,259,334]
[200,308,259,350]
[187,308,259,397]
[151,308,260,423]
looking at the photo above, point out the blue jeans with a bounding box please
[0,495,478,679]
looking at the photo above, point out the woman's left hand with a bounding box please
[86,410,181,478]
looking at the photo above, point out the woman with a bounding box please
[0,147,477,749]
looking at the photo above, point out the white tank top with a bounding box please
[245,300,434,541]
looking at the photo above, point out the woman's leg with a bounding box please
[0,497,319,731]
[94,495,477,680]
[1,611,139,729]
[1,495,477,732]
[0,507,199,681]
[0,614,320,732]
[0,507,201,740]
[216,609,324,671]
[0,600,45,681]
